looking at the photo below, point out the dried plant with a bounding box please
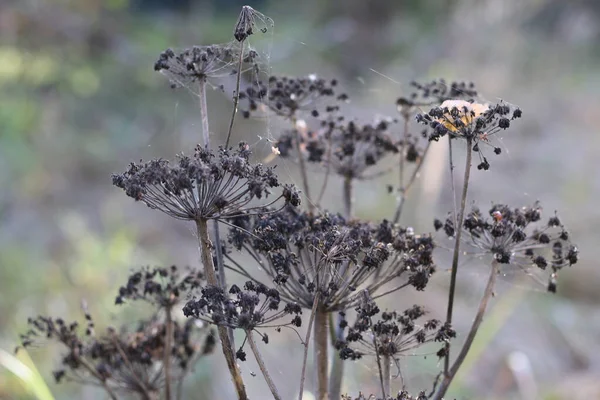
[19,5,578,400]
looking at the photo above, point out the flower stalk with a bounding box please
[443,137,473,375]
[196,218,248,400]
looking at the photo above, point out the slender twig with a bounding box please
[196,218,248,400]
[198,77,210,147]
[298,294,320,400]
[291,116,314,213]
[443,137,473,376]
[314,305,329,400]
[164,306,173,400]
[448,136,459,229]
[213,221,235,347]
[197,77,236,350]
[316,127,334,208]
[225,40,246,148]
[434,260,499,399]
[372,332,386,399]
[342,175,353,219]
[382,354,391,398]
[76,356,118,400]
[329,175,353,400]
[109,330,153,399]
[246,330,282,400]
[392,141,431,223]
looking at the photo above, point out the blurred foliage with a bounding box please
[1,0,599,399]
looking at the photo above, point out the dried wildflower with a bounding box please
[275,118,400,179]
[338,302,454,363]
[20,315,214,397]
[226,207,436,312]
[240,75,347,119]
[343,390,430,400]
[396,80,478,118]
[112,142,299,221]
[115,265,203,308]
[182,281,302,344]
[154,44,259,89]
[233,6,273,42]
[434,202,578,292]
[416,100,522,170]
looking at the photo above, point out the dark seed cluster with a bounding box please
[434,203,578,292]
[275,118,400,179]
[112,142,300,220]
[115,265,203,308]
[182,281,303,336]
[342,391,430,400]
[396,80,478,117]
[416,100,522,170]
[20,315,214,396]
[337,300,455,362]
[226,207,436,312]
[240,75,348,119]
[233,5,273,42]
[154,44,259,90]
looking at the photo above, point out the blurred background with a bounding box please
[1,0,599,399]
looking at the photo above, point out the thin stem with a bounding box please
[443,137,472,376]
[342,175,353,219]
[434,261,499,399]
[293,116,314,213]
[110,331,153,399]
[198,77,210,147]
[164,306,173,400]
[392,141,431,224]
[298,294,320,400]
[382,354,391,399]
[329,176,353,400]
[198,69,236,353]
[448,136,458,229]
[314,305,329,400]
[315,128,334,207]
[196,218,248,400]
[246,330,282,400]
[213,220,235,348]
[373,335,386,399]
[77,356,118,400]
[225,40,246,148]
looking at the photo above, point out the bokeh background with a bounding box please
[1,0,599,399]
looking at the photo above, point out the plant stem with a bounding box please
[314,305,329,400]
[197,72,235,350]
[198,77,210,148]
[373,334,386,399]
[299,294,320,400]
[392,141,431,224]
[382,354,391,399]
[292,117,314,213]
[444,137,472,375]
[329,176,353,400]
[246,330,282,400]
[164,306,173,400]
[77,356,118,400]
[212,220,235,347]
[196,218,248,400]
[342,175,353,219]
[225,40,246,148]
[110,331,153,399]
[434,260,499,399]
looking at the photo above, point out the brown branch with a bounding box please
[443,137,473,375]
[246,330,282,400]
[196,218,248,400]
[298,294,320,400]
[434,260,499,399]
